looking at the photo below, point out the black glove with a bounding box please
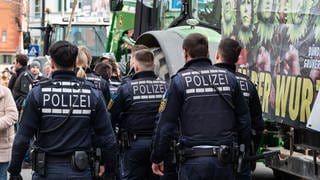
[9,174,23,180]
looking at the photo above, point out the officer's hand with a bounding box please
[152,161,164,176]
[98,165,105,177]
[9,174,23,180]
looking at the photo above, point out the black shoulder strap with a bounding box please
[188,67,235,110]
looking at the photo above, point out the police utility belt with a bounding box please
[31,148,102,177]
[179,146,220,158]
[118,131,153,149]
[177,144,240,164]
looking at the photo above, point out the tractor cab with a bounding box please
[45,16,110,65]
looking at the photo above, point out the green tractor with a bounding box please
[107,0,222,80]
[45,16,110,64]
[26,15,110,72]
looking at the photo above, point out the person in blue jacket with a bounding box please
[109,49,166,180]
[151,33,251,180]
[76,46,111,104]
[7,41,117,180]
[214,38,264,180]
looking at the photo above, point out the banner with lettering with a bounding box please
[221,0,320,127]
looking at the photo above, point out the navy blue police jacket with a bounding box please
[151,58,251,163]
[85,68,111,104]
[109,76,122,96]
[109,71,166,133]
[8,70,117,175]
[214,63,264,150]
[214,63,264,132]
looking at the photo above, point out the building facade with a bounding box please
[0,0,110,68]
[0,0,27,66]
[28,0,111,54]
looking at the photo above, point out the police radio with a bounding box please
[30,147,46,176]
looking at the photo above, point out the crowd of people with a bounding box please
[0,33,263,180]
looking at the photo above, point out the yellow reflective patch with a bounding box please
[158,99,167,113]
[107,99,114,110]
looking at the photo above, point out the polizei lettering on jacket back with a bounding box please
[41,81,91,115]
[236,76,250,98]
[182,69,231,95]
[123,79,166,131]
[131,80,166,101]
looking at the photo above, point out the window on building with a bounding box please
[3,55,11,64]
[69,0,81,8]
[35,0,41,18]
[1,31,6,42]
[69,0,73,8]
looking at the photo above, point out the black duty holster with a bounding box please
[118,131,135,150]
[217,143,240,164]
[90,148,102,179]
[31,148,46,176]
[170,140,178,164]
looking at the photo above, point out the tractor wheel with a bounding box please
[151,47,170,82]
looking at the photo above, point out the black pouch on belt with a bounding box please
[71,151,89,171]
[218,145,233,164]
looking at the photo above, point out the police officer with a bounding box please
[100,53,122,96]
[76,46,111,104]
[7,41,117,179]
[121,44,148,83]
[151,33,251,180]
[214,38,264,180]
[109,49,166,180]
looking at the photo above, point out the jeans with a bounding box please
[121,138,159,180]
[32,162,91,180]
[178,157,235,180]
[0,162,8,180]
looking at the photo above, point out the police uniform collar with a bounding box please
[132,71,157,80]
[176,58,212,73]
[110,76,121,82]
[214,63,236,73]
[51,70,77,80]
[184,58,212,68]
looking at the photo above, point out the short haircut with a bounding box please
[131,44,148,54]
[133,49,154,69]
[182,33,209,58]
[49,41,78,68]
[16,54,28,66]
[94,62,112,80]
[218,38,242,64]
